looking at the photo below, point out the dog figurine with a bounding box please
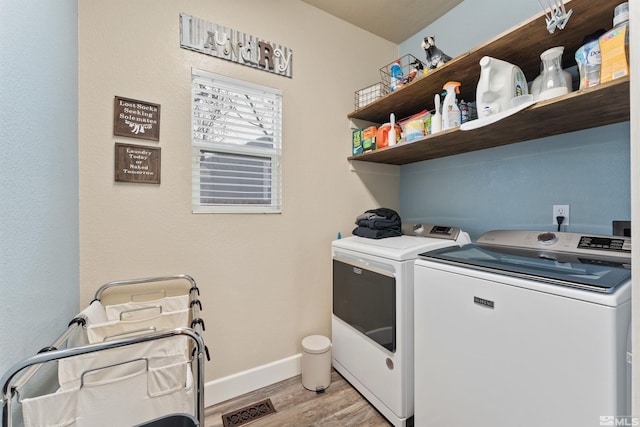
[421,36,452,71]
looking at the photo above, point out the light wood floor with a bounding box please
[204,370,392,427]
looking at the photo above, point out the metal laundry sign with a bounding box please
[179,13,293,78]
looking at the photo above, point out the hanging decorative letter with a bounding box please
[179,13,293,78]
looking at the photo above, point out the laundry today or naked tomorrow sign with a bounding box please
[179,13,293,78]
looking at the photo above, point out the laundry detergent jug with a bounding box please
[476,56,528,118]
[376,123,401,148]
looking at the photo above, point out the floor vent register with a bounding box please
[222,398,277,427]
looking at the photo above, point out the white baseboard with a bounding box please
[204,353,302,407]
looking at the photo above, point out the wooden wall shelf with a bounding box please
[349,77,629,165]
[347,0,629,165]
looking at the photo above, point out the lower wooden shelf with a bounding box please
[347,77,630,165]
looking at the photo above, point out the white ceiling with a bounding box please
[301,0,464,44]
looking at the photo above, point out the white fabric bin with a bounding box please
[301,335,331,391]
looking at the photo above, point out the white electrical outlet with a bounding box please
[553,204,570,226]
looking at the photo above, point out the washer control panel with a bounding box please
[477,230,631,259]
[537,232,558,245]
[577,235,630,252]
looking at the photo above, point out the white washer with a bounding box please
[414,230,632,427]
[332,224,470,427]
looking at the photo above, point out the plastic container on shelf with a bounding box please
[599,2,629,83]
[399,110,430,141]
[538,46,570,101]
[575,30,605,89]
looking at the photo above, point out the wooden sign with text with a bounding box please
[113,96,160,141]
[114,143,161,184]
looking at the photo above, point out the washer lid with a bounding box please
[419,242,631,293]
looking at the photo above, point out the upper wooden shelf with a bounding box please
[348,77,629,165]
[347,0,629,165]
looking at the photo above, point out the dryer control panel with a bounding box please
[402,223,460,240]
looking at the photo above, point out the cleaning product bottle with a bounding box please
[575,30,605,89]
[390,61,403,92]
[432,93,442,134]
[442,81,461,130]
[477,56,528,114]
[388,113,397,146]
[460,100,469,124]
[599,2,629,83]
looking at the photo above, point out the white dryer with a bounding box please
[332,224,470,427]
[413,230,632,427]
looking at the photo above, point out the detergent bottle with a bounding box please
[599,2,629,83]
[441,81,461,130]
[390,61,404,92]
[476,56,528,116]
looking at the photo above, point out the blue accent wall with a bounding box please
[398,0,630,240]
[400,0,541,60]
[400,123,630,240]
[0,0,79,376]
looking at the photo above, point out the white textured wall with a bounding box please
[0,0,79,375]
[78,0,398,382]
[629,0,640,418]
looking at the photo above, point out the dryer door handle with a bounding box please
[333,256,395,278]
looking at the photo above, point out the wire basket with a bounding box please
[380,54,424,91]
[354,82,389,110]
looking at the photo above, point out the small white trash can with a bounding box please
[301,335,332,392]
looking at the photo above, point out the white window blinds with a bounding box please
[191,69,282,213]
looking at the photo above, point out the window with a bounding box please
[191,69,282,213]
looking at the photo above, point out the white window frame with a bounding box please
[191,68,282,213]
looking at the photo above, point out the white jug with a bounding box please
[476,56,528,118]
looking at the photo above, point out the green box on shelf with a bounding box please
[352,126,377,155]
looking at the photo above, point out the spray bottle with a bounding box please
[442,81,461,130]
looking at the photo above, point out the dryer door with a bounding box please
[332,257,396,352]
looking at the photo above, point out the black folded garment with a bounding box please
[356,217,400,229]
[355,207,401,230]
[352,226,402,239]
[365,207,400,219]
